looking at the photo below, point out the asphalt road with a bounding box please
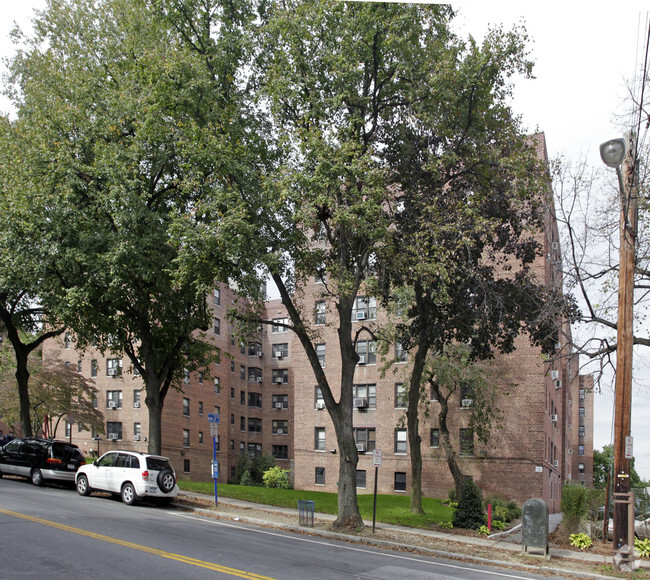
[0,477,568,579]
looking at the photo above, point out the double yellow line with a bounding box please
[0,508,276,579]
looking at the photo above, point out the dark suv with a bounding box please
[0,438,86,486]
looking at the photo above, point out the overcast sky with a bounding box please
[1,1,650,478]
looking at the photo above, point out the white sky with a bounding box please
[2,1,650,478]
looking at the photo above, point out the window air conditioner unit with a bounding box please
[567,448,573,454]
[551,241,559,250]
[550,370,559,380]
[551,414,558,422]
[277,354,283,360]
[107,433,118,440]
[461,399,473,408]
[554,379,562,390]
[555,342,561,351]
[319,360,325,368]
[276,378,284,384]
[133,402,140,408]
[357,356,366,365]
[257,377,263,383]
[356,444,366,452]
[133,435,140,441]
[107,368,117,376]
[257,351,263,357]
[275,402,284,409]
[276,429,284,435]
[354,398,368,409]
[553,460,559,467]
[356,311,366,320]
[316,401,326,410]
[108,401,117,408]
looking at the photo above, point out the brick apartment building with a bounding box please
[39,132,592,512]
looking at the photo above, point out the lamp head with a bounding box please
[600,138,626,168]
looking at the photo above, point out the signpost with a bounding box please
[372,449,382,533]
[208,413,220,506]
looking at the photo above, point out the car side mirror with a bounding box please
[93,460,98,466]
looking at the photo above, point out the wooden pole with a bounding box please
[612,132,637,570]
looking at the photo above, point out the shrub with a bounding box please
[635,538,650,559]
[478,525,490,537]
[236,454,277,484]
[452,478,486,530]
[483,495,521,523]
[262,466,292,489]
[569,532,593,550]
[561,482,589,534]
[239,470,255,487]
[491,520,506,531]
[438,521,453,529]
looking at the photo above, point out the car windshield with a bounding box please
[52,442,83,460]
[146,457,172,471]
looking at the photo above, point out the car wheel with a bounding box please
[157,469,176,493]
[121,482,138,506]
[31,468,44,487]
[76,474,91,496]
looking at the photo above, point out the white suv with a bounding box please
[76,450,178,506]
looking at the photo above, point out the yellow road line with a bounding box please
[0,508,276,579]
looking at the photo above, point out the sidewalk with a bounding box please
[176,492,648,578]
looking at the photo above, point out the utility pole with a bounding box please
[601,132,637,571]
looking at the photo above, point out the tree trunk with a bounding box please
[432,383,464,500]
[15,348,32,437]
[145,377,164,455]
[407,342,429,514]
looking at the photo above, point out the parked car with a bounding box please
[606,515,650,540]
[0,437,86,486]
[75,450,178,506]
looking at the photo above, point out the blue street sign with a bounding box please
[208,413,220,424]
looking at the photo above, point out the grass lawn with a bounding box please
[177,480,453,529]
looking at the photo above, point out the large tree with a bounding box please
[6,0,261,453]
[371,27,574,512]
[244,1,457,529]
[0,116,66,437]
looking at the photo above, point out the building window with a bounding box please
[230,361,235,372]
[247,443,262,457]
[578,444,585,456]
[315,264,326,284]
[272,369,288,384]
[315,427,326,451]
[199,431,204,445]
[460,383,473,407]
[353,428,376,452]
[578,463,585,474]
[248,418,262,433]
[579,425,585,438]
[65,422,71,438]
[198,401,203,415]
[272,343,289,358]
[248,367,262,382]
[107,391,122,409]
[272,420,288,435]
[133,390,141,408]
[579,388,585,400]
[316,344,326,367]
[430,428,440,448]
[395,343,407,363]
[183,398,190,416]
[272,394,288,409]
[240,390,246,406]
[230,387,235,399]
[183,368,190,384]
[315,386,324,408]
[133,422,141,441]
[230,413,235,425]
[352,296,377,321]
[579,407,585,419]
[184,459,190,473]
[107,358,122,377]
[91,359,98,378]
[459,429,474,456]
[315,467,325,485]
[77,360,82,373]
[395,383,407,408]
[353,384,376,409]
[240,416,246,431]
[315,301,326,325]
[248,392,263,408]
[183,429,190,447]
[106,422,122,440]
[214,377,221,393]
[64,332,71,349]
[394,472,407,492]
[214,318,221,335]
[355,339,376,365]
[356,469,367,489]
[230,439,235,451]
[198,371,203,385]
[272,318,289,333]
[213,288,220,305]
[394,429,407,454]
[272,445,288,459]
[248,342,262,357]
[215,349,221,365]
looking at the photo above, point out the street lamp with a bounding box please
[600,133,636,572]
